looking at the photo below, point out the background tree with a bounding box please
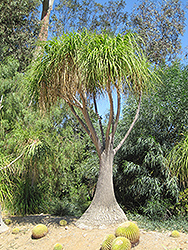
[50,0,186,64]
[39,0,55,42]
[118,62,188,153]
[114,137,179,219]
[0,0,41,71]
[30,30,156,228]
[130,0,186,64]
[50,0,128,35]
[0,57,26,233]
[113,62,188,217]
[1,106,93,216]
[0,55,96,216]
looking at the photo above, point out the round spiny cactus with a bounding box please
[111,237,131,250]
[32,224,48,239]
[171,230,180,238]
[115,221,140,245]
[59,219,67,226]
[12,227,20,234]
[101,234,116,250]
[53,243,63,250]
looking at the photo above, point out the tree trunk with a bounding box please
[76,149,127,229]
[39,0,55,42]
[0,204,8,234]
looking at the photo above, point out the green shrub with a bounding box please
[142,198,173,220]
[114,137,179,217]
[173,188,188,215]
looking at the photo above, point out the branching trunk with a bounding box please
[76,93,142,229]
[76,146,127,229]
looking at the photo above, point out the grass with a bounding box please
[127,212,188,233]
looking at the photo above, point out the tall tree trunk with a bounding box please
[0,204,8,234]
[76,148,127,229]
[39,0,54,42]
[34,0,54,57]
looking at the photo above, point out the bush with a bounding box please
[114,137,179,217]
[172,188,188,215]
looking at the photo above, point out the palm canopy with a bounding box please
[31,30,154,107]
[30,30,157,155]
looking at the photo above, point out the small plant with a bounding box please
[12,227,20,234]
[115,221,140,245]
[101,234,116,250]
[170,230,180,238]
[111,237,131,250]
[5,218,12,225]
[53,243,63,250]
[32,224,48,239]
[59,219,67,226]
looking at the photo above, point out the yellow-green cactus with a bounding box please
[111,237,131,250]
[59,219,67,226]
[53,243,63,250]
[101,234,116,250]
[115,221,140,245]
[12,227,20,234]
[171,230,180,238]
[32,224,48,239]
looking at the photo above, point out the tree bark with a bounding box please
[39,0,55,41]
[0,204,8,234]
[76,148,127,229]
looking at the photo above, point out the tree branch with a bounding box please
[60,93,83,110]
[1,141,37,171]
[105,85,114,150]
[80,92,102,156]
[1,152,24,171]
[67,102,91,137]
[114,92,142,155]
[93,93,105,149]
[72,95,83,109]
[112,87,121,139]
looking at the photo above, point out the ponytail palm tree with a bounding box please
[31,30,156,229]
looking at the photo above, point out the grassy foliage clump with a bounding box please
[127,213,188,233]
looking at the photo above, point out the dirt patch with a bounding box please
[0,214,188,250]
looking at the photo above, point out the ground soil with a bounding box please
[0,214,188,250]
